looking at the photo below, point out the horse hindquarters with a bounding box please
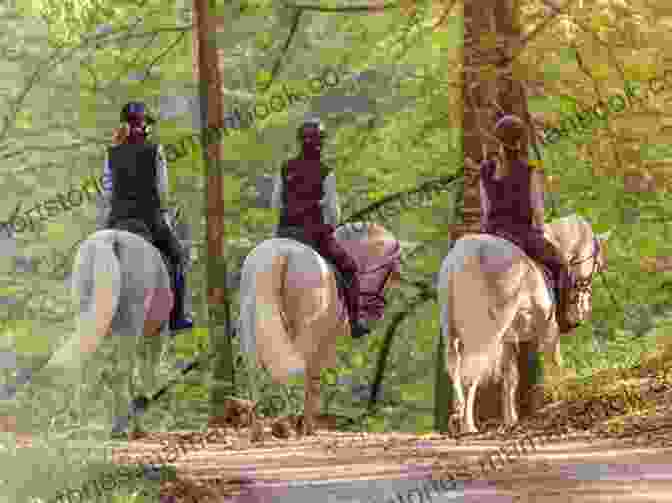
[241,252,305,383]
[441,239,525,433]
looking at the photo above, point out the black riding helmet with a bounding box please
[121,101,156,139]
[297,118,326,141]
[120,101,157,124]
[494,114,526,152]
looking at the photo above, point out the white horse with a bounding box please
[439,214,609,434]
[237,223,402,435]
[1,210,186,440]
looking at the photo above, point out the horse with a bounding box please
[236,222,402,435]
[438,214,609,434]
[0,207,188,441]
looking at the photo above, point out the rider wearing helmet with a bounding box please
[479,114,575,333]
[102,101,193,332]
[271,118,370,338]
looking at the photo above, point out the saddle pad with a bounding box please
[144,286,174,323]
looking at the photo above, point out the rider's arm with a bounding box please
[101,153,112,200]
[271,165,284,210]
[476,158,489,228]
[479,177,489,228]
[156,144,169,203]
[321,172,340,226]
[270,165,284,235]
[530,165,546,229]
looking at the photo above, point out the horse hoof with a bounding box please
[249,419,265,442]
[271,418,292,439]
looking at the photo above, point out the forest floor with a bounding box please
[107,347,672,503]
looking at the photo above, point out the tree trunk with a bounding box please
[192,0,236,418]
[460,0,540,426]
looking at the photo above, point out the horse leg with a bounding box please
[107,305,145,440]
[501,342,520,428]
[302,369,321,436]
[447,338,480,434]
[463,375,481,434]
[542,324,563,373]
[136,322,163,426]
[445,335,466,434]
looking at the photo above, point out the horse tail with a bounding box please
[442,238,524,386]
[47,231,121,370]
[89,232,121,344]
[239,246,305,383]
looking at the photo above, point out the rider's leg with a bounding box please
[150,217,193,331]
[314,230,370,338]
[523,231,574,333]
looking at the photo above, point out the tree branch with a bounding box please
[283,2,397,12]
[262,8,304,93]
[341,171,464,224]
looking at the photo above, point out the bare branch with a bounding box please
[262,8,304,93]
[141,32,187,84]
[283,1,397,12]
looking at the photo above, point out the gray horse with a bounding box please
[237,222,402,435]
[439,214,609,434]
[0,208,188,441]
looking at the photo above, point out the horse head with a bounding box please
[333,222,402,319]
[549,216,612,326]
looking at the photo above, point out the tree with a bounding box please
[192,0,236,420]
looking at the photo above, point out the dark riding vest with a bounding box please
[480,158,534,233]
[108,143,161,221]
[276,157,347,289]
[278,157,331,229]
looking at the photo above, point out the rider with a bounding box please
[479,114,576,333]
[271,118,370,339]
[102,101,193,332]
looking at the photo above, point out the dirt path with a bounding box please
[109,416,672,502]
[104,373,672,502]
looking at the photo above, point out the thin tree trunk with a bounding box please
[192,0,236,418]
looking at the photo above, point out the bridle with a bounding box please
[565,235,619,315]
[567,236,602,296]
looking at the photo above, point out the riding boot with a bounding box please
[169,264,193,332]
[341,270,370,339]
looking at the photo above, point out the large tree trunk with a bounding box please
[457,0,540,427]
[192,0,236,418]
